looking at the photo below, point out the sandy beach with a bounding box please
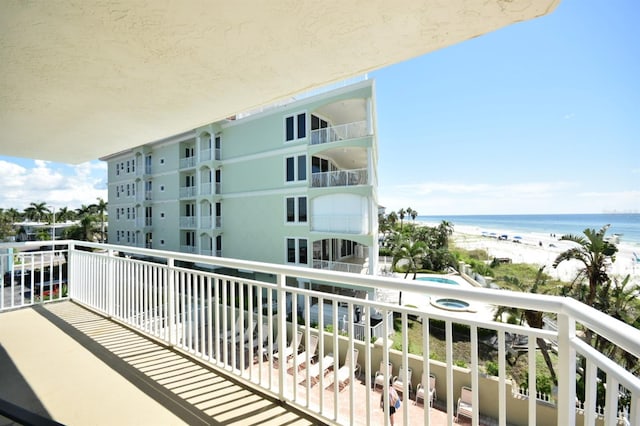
[447,224,640,286]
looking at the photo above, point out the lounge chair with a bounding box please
[455,386,473,422]
[373,361,393,391]
[392,365,412,399]
[271,330,302,366]
[307,352,335,386]
[415,373,436,406]
[335,348,360,391]
[293,334,319,369]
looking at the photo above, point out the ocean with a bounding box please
[417,214,640,247]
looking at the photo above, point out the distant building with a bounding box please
[102,80,379,275]
[15,221,77,242]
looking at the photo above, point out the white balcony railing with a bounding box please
[179,216,196,228]
[179,186,197,198]
[200,182,212,195]
[179,244,196,253]
[179,156,196,169]
[0,240,638,426]
[200,149,212,162]
[311,168,368,188]
[312,259,365,274]
[310,120,369,145]
[200,215,212,229]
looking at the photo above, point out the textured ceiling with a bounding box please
[0,1,559,164]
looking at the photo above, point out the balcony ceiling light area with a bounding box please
[0,1,559,164]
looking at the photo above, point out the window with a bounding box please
[160,212,165,218]
[160,158,165,165]
[285,155,306,182]
[287,238,308,265]
[160,185,165,192]
[285,113,306,141]
[116,163,120,176]
[286,196,307,223]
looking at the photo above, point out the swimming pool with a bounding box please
[417,276,459,285]
[430,298,474,312]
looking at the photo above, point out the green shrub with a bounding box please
[484,361,499,376]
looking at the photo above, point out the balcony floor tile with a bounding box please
[0,302,317,425]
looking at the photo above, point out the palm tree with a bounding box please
[552,225,618,307]
[398,208,406,230]
[56,207,71,222]
[75,204,94,218]
[392,239,427,305]
[25,202,49,222]
[93,197,108,242]
[410,209,418,222]
[79,215,97,241]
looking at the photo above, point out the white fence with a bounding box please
[1,240,639,426]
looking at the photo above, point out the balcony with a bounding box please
[311,214,365,234]
[179,216,196,228]
[200,148,212,162]
[312,259,367,274]
[179,186,197,198]
[1,240,638,426]
[200,182,212,196]
[179,156,196,169]
[310,120,369,145]
[311,168,368,188]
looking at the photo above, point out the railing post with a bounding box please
[276,272,287,402]
[557,312,576,425]
[67,242,76,300]
[167,258,177,346]
[107,249,115,317]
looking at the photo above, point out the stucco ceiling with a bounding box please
[0,1,559,164]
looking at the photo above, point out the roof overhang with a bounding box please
[0,1,560,164]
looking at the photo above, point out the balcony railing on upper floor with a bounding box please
[310,120,369,145]
[200,149,212,162]
[200,182,212,196]
[179,156,196,169]
[311,168,368,188]
[179,186,197,198]
[179,216,196,228]
[179,244,196,254]
[0,240,638,426]
[312,259,366,274]
[200,215,212,229]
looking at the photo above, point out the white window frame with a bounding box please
[284,112,307,142]
[285,196,307,223]
[285,237,308,265]
[285,154,307,183]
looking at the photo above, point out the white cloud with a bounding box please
[0,159,108,211]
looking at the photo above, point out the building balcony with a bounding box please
[1,240,638,426]
[311,214,366,234]
[179,186,197,198]
[200,182,212,196]
[179,156,196,169]
[179,244,196,253]
[311,168,368,188]
[312,258,367,274]
[179,216,196,228]
[200,148,212,162]
[310,120,369,146]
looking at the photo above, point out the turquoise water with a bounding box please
[434,298,469,309]
[418,213,640,247]
[417,276,459,285]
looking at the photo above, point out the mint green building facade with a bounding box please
[104,80,378,276]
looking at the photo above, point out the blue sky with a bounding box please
[1,0,638,215]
